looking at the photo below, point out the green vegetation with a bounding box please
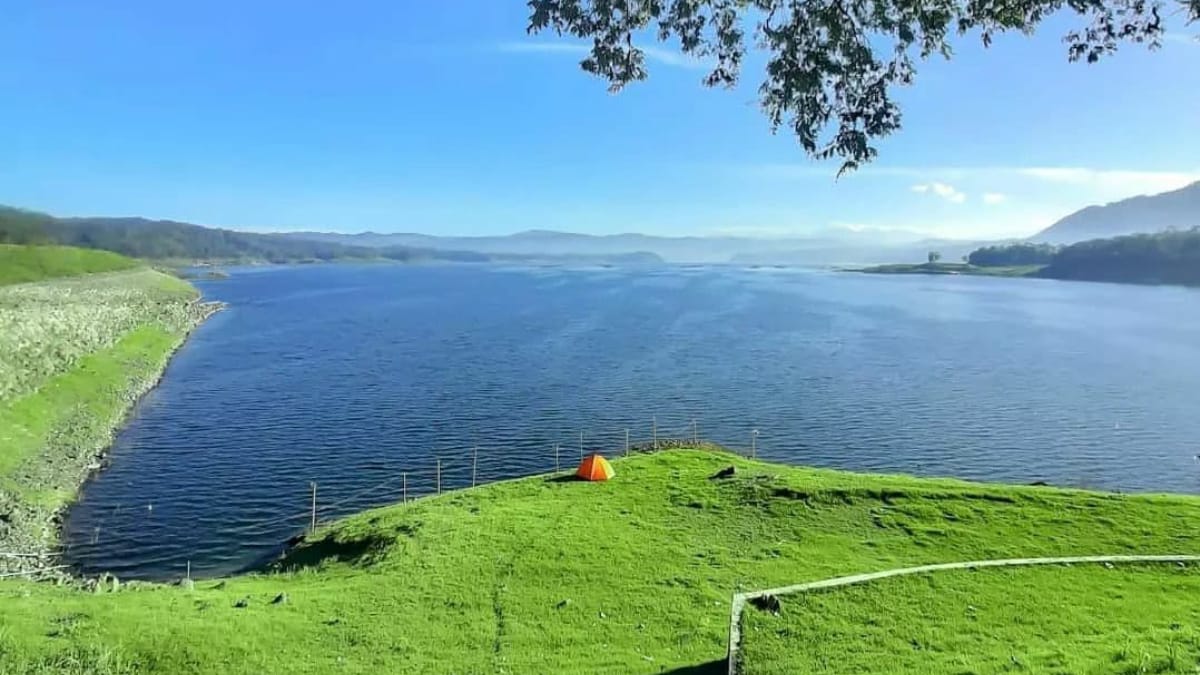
[864,230,1200,287]
[2,450,1199,673]
[0,245,139,286]
[858,261,1043,278]
[968,242,1060,267]
[0,205,417,264]
[740,563,1200,674]
[527,0,1193,172]
[1040,228,1200,286]
[0,257,214,567]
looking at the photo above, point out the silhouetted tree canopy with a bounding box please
[1039,228,1200,285]
[968,243,1059,266]
[527,0,1198,173]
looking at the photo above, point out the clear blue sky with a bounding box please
[2,2,1198,239]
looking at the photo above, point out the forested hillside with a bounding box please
[1038,229,1200,286]
[0,206,415,263]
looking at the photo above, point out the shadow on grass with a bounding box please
[660,659,726,674]
[274,533,393,571]
[544,474,581,483]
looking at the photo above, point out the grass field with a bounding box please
[739,562,1200,674]
[0,244,138,286]
[2,450,1199,674]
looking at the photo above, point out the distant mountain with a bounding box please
[281,227,941,264]
[1032,181,1200,244]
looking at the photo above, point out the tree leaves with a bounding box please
[527,0,1189,173]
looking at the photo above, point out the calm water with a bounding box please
[63,264,1200,579]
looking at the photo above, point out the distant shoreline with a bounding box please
[852,262,1044,279]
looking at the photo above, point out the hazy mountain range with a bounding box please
[280,228,992,265]
[3,180,1196,265]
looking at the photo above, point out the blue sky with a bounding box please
[2,1,1198,239]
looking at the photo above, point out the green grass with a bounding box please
[857,262,1044,278]
[2,450,1199,674]
[0,325,183,502]
[739,563,1200,674]
[0,245,138,286]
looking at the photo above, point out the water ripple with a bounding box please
[62,264,1200,579]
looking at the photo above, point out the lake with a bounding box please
[63,264,1200,579]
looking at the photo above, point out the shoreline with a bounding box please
[0,297,225,580]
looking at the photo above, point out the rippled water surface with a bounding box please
[63,264,1200,578]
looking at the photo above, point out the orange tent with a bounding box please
[576,454,615,481]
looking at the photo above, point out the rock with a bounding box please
[710,466,737,480]
[234,597,249,608]
[750,594,782,615]
[555,599,570,609]
[598,611,607,619]
[1103,562,1115,569]
[272,593,288,605]
[180,578,195,591]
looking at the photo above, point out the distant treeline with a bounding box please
[967,243,1059,267]
[969,229,1200,286]
[0,206,423,263]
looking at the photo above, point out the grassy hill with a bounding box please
[0,244,139,286]
[2,450,1199,674]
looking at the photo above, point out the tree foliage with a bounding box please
[527,0,1198,172]
[1039,228,1200,285]
[968,242,1059,266]
[0,207,55,245]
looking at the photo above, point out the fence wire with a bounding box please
[53,417,766,578]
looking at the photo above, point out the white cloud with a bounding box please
[982,192,1007,205]
[496,41,705,69]
[1014,167,1200,195]
[911,182,967,203]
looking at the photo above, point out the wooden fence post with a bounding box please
[402,472,408,503]
[625,429,630,456]
[652,416,658,450]
[580,430,584,461]
[693,419,698,445]
[309,482,318,532]
[555,443,560,471]
[436,459,442,494]
[472,448,479,487]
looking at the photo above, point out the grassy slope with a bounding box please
[857,262,1043,278]
[2,450,1199,674]
[740,563,1200,674]
[0,244,138,286]
[0,255,206,562]
[0,325,183,506]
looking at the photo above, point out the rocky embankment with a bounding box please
[0,299,223,578]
